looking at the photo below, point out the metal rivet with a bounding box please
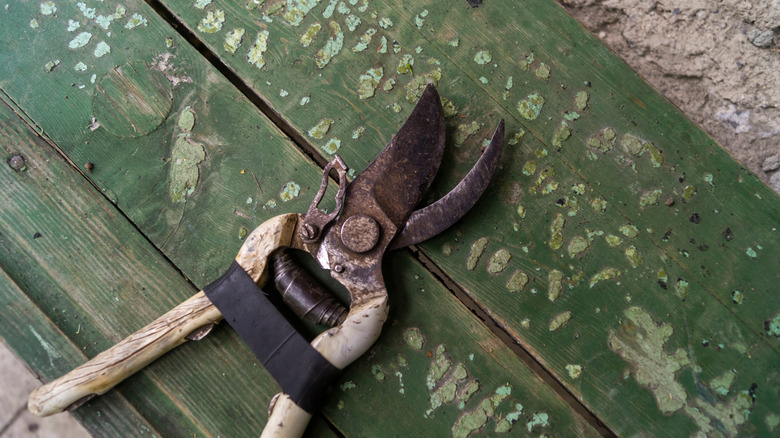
[300,223,319,241]
[341,214,380,253]
[333,264,345,273]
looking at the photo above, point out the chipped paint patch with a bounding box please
[284,0,322,26]
[170,136,205,203]
[69,32,92,49]
[404,328,425,350]
[195,0,212,9]
[522,161,536,176]
[29,18,39,29]
[567,235,589,258]
[575,91,589,110]
[405,69,441,102]
[507,130,525,145]
[415,9,428,28]
[198,9,225,33]
[279,182,301,202]
[357,67,383,99]
[552,122,571,150]
[535,62,550,80]
[589,267,620,288]
[487,249,511,274]
[74,62,87,72]
[548,270,564,302]
[396,53,414,74]
[345,14,361,31]
[178,108,196,131]
[608,307,690,413]
[518,51,534,71]
[67,19,80,32]
[452,385,511,438]
[619,224,639,238]
[711,370,736,396]
[765,313,780,337]
[517,93,544,120]
[566,364,583,379]
[625,245,643,268]
[352,27,376,52]
[473,50,492,65]
[93,41,110,58]
[299,23,322,47]
[548,213,565,250]
[454,121,480,146]
[351,126,364,139]
[308,118,334,139]
[378,16,393,28]
[639,188,663,209]
[549,311,572,331]
[527,412,550,432]
[321,138,341,154]
[77,2,96,19]
[605,234,621,247]
[466,237,489,270]
[125,13,148,29]
[40,2,57,15]
[224,28,245,53]
[247,30,270,68]
[426,345,451,390]
[44,60,60,72]
[506,270,528,292]
[494,404,523,433]
[315,21,344,68]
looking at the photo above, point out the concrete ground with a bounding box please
[0,341,90,438]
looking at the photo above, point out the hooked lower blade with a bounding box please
[389,119,504,250]
[347,83,446,228]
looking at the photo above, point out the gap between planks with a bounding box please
[143,0,617,435]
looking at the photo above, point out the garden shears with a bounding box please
[28,84,504,437]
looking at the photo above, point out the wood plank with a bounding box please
[0,2,599,436]
[0,99,338,437]
[134,0,780,436]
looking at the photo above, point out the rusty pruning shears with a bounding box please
[28,85,504,437]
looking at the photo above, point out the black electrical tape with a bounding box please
[204,261,341,413]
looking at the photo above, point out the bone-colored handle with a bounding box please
[28,291,222,417]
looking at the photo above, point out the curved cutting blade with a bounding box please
[346,83,446,228]
[389,118,504,250]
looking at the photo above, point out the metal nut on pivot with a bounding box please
[340,214,380,253]
[300,223,320,241]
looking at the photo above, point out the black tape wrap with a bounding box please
[204,261,341,413]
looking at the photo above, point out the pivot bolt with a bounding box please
[340,215,380,253]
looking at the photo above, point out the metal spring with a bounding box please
[272,250,347,327]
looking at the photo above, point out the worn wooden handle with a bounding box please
[28,291,223,417]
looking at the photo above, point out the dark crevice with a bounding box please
[412,247,616,437]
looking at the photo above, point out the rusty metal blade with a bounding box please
[389,119,504,250]
[347,83,446,228]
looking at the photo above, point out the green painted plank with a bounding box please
[142,0,780,436]
[0,2,599,437]
[0,99,339,437]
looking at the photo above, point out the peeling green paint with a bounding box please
[69,32,92,49]
[371,364,385,381]
[516,205,526,218]
[454,121,481,146]
[711,370,736,396]
[415,9,428,29]
[299,23,321,47]
[518,52,534,71]
[315,21,344,68]
[506,270,528,293]
[575,91,589,110]
[322,138,341,154]
[299,96,310,106]
[619,224,639,238]
[396,53,414,74]
[351,126,364,139]
[170,136,205,203]
[589,267,620,288]
[403,327,425,350]
[279,182,301,202]
[448,37,460,47]
[223,28,246,53]
[405,68,441,102]
[197,10,224,34]
[178,108,196,132]
[308,118,334,139]
[647,143,664,167]
[284,0,322,25]
[622,134,645,156]
[745,247,758,259]
[441,97,458,118]
[766,313,780,337]
[535,62,550,80]
[479,76,488,84]
[590,197,607,213]
[564,111,580,121]
[247,30,270,68]
[427,345,451,389]
[674,278,689,300]
[473,50,492,65]
[567,235,590,258]
[357,67,383,99]
[452,385,511,438]
[526,412,550,432]
[44,60,60,72]
[549,311,572,331]
[682,184,697,201]
[566,364,583,379]
[639,189,663,208]
[466,237,489,271]
[608,307,690,413]
[352,28,376,52]
[77,2,96,19]
[378,17,393,29]
[548,270,564,302]
[340,381,355,391]
[39,1,57,15]
[548,213,565,250]
[93,41,110,58]
[195,0,212,9]
[487,249,511,274]
[552,122,571,149]
[520,161,536,176]
[517,93,544,120]
[382,77,396,91]
[74,62,87,72]
[494,403,523,433]
[625,245,643,268]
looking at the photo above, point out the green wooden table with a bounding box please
[2,0,778,436]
